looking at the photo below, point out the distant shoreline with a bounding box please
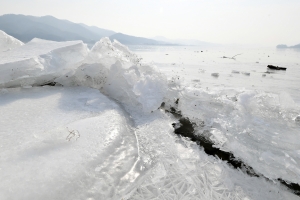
[276,44,300,49]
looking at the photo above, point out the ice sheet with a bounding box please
[1,35,300,199]
[177,86,300,184]
[0,87,140,200]
[125,110,298,200]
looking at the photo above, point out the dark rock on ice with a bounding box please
[267,65,287,70]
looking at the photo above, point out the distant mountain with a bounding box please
[109,33,172,45]
[0,14,213,46]
[79,23,115,38]
[276,44,288,48]
[0,14,114,44]
[276,43,300,48]
[152,36,216,46]
[291,44,300,48]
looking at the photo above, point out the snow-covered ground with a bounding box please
[0,31,299,199]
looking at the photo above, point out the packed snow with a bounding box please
[0,31,300,199]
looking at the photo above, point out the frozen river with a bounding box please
[130,45,300,104]
[1,32,300,199]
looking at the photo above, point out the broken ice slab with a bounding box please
[0,38,88,88]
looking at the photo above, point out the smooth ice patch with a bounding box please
[0,87,141,200]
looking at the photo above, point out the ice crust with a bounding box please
[0,30,24,52]
[0,31,300,199]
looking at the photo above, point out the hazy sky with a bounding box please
[1,0,299,46]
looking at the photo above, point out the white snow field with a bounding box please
[0,30,24,52]
[0,31,300,199]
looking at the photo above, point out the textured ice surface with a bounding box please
[1,38,300,199]
[0,87,141,200]
[177,86,300,184]
[126,110,298,200]
[0,30,23,52]
[55,37,167,113]
[0,38,88,88]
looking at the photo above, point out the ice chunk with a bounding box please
[85,37,140,68]
[0,30,23,52]
[56,38,167,113]
[0,38,88,88]
[104,62,167,113]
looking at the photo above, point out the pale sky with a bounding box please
[1,0,300,46]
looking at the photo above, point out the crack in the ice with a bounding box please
[162,102,300,196]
